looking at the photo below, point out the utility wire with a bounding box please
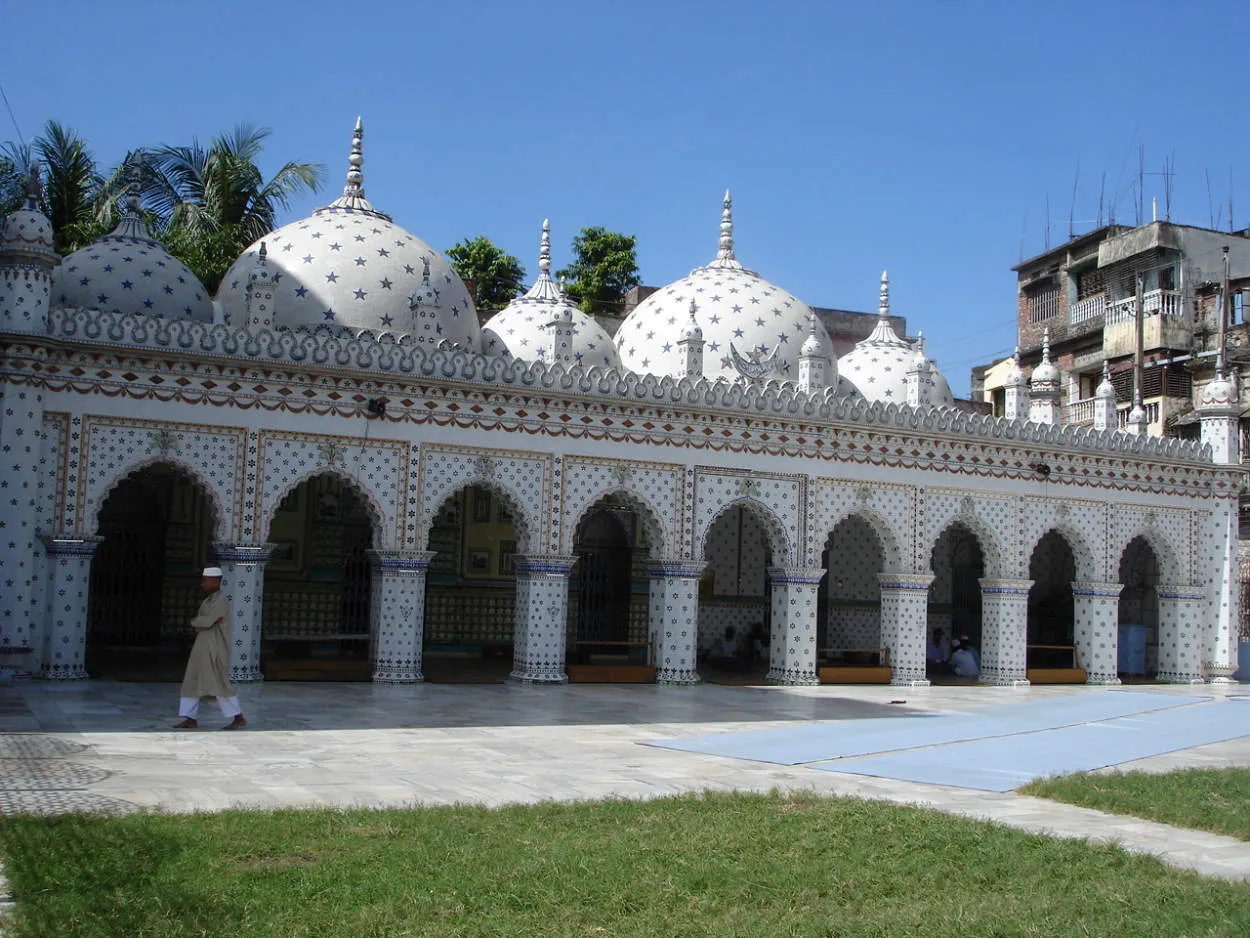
[0,83,23,147]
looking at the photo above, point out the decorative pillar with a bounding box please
[1072,581,1122,684]
[1028,328,1062,425]
[1206,498,1241,684]
[1093,362,1117,431]
[1003,349,1028,421]
[368,550,434,683]
[878,572,933,686]
[213,542,274,684]
[1156,584,1205,683]
[978,578,1032,686]
[510,554,576,684]
[766,567,824,685]
[646,560,704,685]
[37,535,102,680]
[677,300,705,380]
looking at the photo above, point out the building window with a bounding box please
[1027,283,1060,323]
[1158,267,1175,292]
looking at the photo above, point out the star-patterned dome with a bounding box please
[216,119,479,349]
[52,188,211,321]
[481,220,621,369]
[2,164,56,261]
[836,271,953,405]
[614,192,835,382]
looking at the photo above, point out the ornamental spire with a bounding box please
[539,217,551,275]
[707,189,743,270]
[326,116,389,219]
[522,218,562,302]
[878,270,890,318]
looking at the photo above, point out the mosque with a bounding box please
[0,120,1243,689]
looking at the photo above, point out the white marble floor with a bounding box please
[2,678,1250,882]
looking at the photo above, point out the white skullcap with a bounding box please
[202,567,224,578]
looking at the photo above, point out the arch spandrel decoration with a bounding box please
[37,413,69,535]
[921,490,1008,579]
[1109,506,1187,585]
[559,459,680,557]
[693,470,799,566]
[255,432,406,548]
[79,417,244,540]
[808,480,909,571]
[1019,497,1102,583]
[418,446,548,554]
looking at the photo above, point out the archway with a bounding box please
[1027,531,1076,671]
[697,502,782,681]
[818,514,886,676]
[1118,536,1160,679]
[421,484,518,682]
[260,474,375,680]
[567,497,652,679]
[929,522,985,670]
[87,464,216,680]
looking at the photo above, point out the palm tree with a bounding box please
[142,124,323,245]
[1,120,108,253]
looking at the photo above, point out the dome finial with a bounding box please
[539,218,551,275]
[717,189,735,261]
[878,270,890,318]
[326,116,387,218]
[1041,327,1052,365]
[24,160,42,209]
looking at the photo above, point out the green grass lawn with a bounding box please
[1021,767,1250,841]
[1,791,1247,937]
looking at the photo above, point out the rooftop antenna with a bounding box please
[1097,172,1106,228]
[1068,157,1080,239]
[1229,167,1235,233]
[1019,208,1028,263]
[1207,168,1216,230]
[1137,144,1145,226]
[1044,192,1051,250]
[1163,153,1174,220]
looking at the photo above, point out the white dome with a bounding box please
[215,119,479,349]
[837,271,954,405]
[2,171,56,260]
[53,197,211,322]
[1029,328,1060,386]
[481,220,620,369]
[614,192,835,382]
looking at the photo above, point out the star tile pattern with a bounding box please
[216,207,478,349]
[54,232,211,322]
[482,297,621,369]
[839,317,955,405]
[614,264,834,382]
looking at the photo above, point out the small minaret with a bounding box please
[546,303,576,367]
[905,331,933,407]
[0,162,60,332]
[797,311,830,392]
[408,257,442,344]
[1199,255,1241,463]
[677,299,705,379]
[1003,347,1028,420]
[245,242,274,330]
[1093,361,1118,431]
[1028,328,1063,425]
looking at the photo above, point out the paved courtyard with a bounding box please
[2,678,1250,882]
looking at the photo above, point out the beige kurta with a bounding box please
[180,590,235,698]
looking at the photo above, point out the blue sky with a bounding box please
[5,0,1247,396]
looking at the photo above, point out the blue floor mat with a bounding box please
[644,692,1208,765]
[819,699,1250,791]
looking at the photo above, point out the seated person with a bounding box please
[950,640,980,678]
[749,622,769,664]
[926,628,950,670]
[710,626,746,668]
[958,634,981,671]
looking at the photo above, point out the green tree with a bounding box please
[556,227,640,316]
[1,121,110,253]
[446,235,526,311]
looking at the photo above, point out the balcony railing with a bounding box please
[1068,293,1106,325]
[1063,398,1161,429]
[1106,289,1185,326]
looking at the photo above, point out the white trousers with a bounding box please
[178,696,242,719]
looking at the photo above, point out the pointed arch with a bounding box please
[89,457,223,540]
[568,487,666,558]
[1114,526,1183,585]
[1024,523,1095,583]
[700,496,793,566]
[927,511,1003,579]
[821,506,903,573]
[421,478,534,554]
[262,468,388,548]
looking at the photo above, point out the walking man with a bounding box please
[173,566,247,730]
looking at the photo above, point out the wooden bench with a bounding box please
[567,641,654,683]
[819,665,893,684]
[1026,668,1087,684]
[1025,644,1085,683]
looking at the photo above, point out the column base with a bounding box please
[509,671,568,685]
[891,676,931,688]
[1157,670,1205,684]
[232,671,264,685]
[1208,676,1239,686]
[1086,675,1122,685]
[766,667,819,685]
[983,670,1029,687]
[1206,665,1237,684]
[373,671,424,684]
[40,666,89,681]
[656,669,701,685]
